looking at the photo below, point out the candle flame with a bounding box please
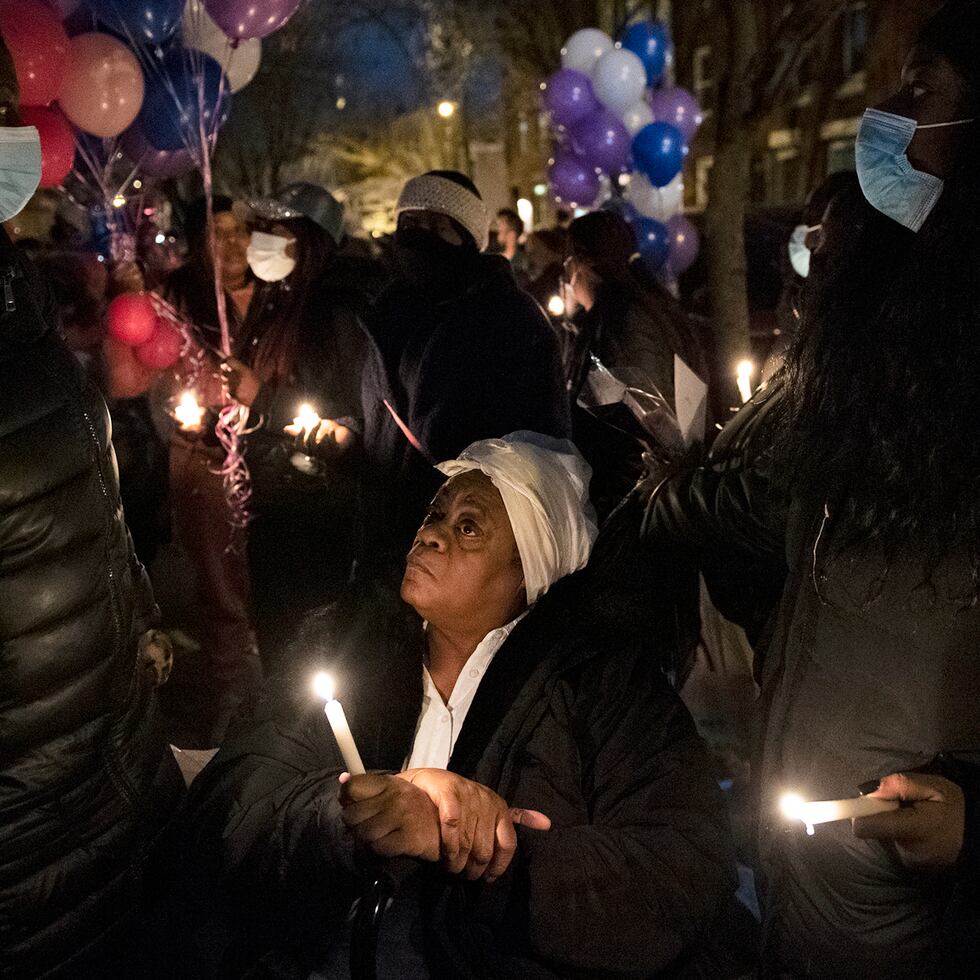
[547,294,565,317]
[312,671,334,702]
[174,390,205,430]
[736,359,754,404]
[780,793,805,821]
[285,403,322,439]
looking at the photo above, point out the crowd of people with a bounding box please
[2,2,980,977]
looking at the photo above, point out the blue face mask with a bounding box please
[0,126,42,224]
[855,108,974,232]
[788,223,820,278]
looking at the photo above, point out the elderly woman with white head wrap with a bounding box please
[175,432,735,979]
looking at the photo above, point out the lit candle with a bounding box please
[284,402,321,440]
[780,792,899,836]
[174,390,206,431]
[312,672,365,775]
[547,294,566,317]
[736,360,754,404]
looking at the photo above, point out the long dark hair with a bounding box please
[778,120,980,593]
[251,216,336,385]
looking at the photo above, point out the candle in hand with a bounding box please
[174,390,206,431]
[285,403,322,440]
[780,792,899,836]
[313,672,365,775]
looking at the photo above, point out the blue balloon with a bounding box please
[632,122,685,187]
[634,216,670,272]
[620,21,669,86]
[138,49,231,151]
[86,0,183,45]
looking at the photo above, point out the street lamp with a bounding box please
[437,100,456,119]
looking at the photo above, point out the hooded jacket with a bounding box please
[0,231,180,977]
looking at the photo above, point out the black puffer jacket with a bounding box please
[166,575,737,978]
[0,232,180,977]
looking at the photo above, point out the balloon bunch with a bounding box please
[543,20,703,276]
[107,292,184,369]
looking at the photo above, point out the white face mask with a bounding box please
[247,230,297,282]
[788,223,820,278]
[0,126,42,224]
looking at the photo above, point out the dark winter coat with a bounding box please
[166,574,737,978]
[641,378,980,977]
[359,254,570,562]
[0,231,181,977]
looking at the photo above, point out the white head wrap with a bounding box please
[436,432,598,604]
[396,173,490,251]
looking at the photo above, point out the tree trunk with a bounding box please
[704,129,752,414]
[702,4,757,413]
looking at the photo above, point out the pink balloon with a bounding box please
[203,0,302,41]
[135,321,182,369]
[59,33,145,138]
[666,214,700,274]
[0,0,70,106]
[107,293,158,346]
[20,106,75,187]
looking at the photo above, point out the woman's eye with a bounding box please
[458,522,478,537]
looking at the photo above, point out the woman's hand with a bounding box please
[339,772,441,862]
[283,417,354,456]
[397,768,551,882]
[852,772,965,872]
[220,357,261,407]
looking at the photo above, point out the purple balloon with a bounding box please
[203,0,302,41]
[570,108,632,175]
[649,86,703,143]
[543,69,598,128]
[667,214,700,274]
[549,151,600,207]
[120,122,196,179]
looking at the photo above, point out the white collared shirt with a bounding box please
[404,614,527,771]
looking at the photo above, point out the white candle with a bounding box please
[736,360,754,404]
[313,672,365,775]
[174,390,205,431]
[781,792,899,836]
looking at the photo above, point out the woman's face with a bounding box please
[876,44,975,179]
[213,211,251,280]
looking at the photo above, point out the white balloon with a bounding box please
[625,171,685,222]
[561,28,614,76]
[622,101,654,136]
[182,0,263,93]
[592,48,647,116]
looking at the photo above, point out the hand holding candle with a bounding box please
[313,672,365,775]
[781,791,899,836]
[285,403,322,441]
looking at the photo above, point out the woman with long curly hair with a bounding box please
[755,3,980,975]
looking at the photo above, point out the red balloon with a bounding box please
[107,293,158,346]
[135,321,182,369]
[0,0,70,107]
[19,106,74,188]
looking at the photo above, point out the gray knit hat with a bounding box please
[396,170,490,251]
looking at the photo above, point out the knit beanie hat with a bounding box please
[396,170,490,251]
[919,0,980,96]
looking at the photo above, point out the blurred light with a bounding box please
[516,198,533,232]
[736,359,754,404]
[111,193,126,209]
[97,254,106,263]
[335,96,347,110]
[133,179,143,189]
[573,207,587,218]
[155,233,166,244]
[437,100,456,119]
[533,183,547,197]
[312,672,334,702]
[547,295,565,317]
[618,172,632,186]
